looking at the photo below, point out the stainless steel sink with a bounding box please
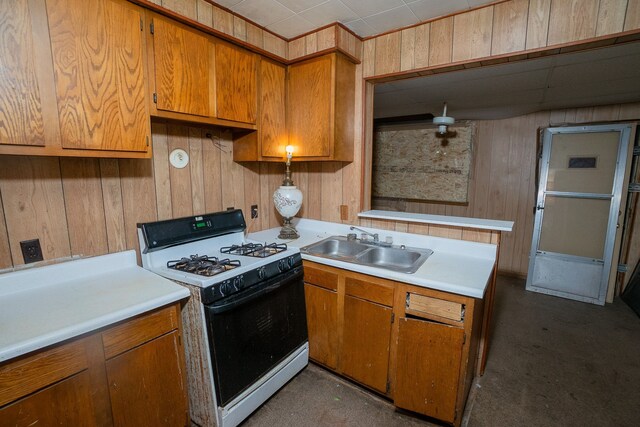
[300,236,433,274]
[304,238,369,257]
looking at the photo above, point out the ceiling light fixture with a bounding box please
[433,102,455,135]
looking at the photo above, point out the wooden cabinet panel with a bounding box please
[304,283,338,369]
[106,330,189,427]
[0,371,100,427]
[0,337,89,406]
[287,52,355,161]
[395,317,464,424]
[215,42,257,124]
[0,0,55,147]
[102,304,179,359]
[47,0,149,152]
[151,14,211,117]
[345,277,394,306]
[304,264,339,291]
[341,296,392,394]
[288,54,332,157]
[232,58,286,161]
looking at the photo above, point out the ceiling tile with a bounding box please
[340,0,404,17]
[343,19,378,37]
[406,0,468,22]
[363,5,419,33]
[299,0,359,27]
[214,0,245,8]
[267,15,317,38]
[274,0,327,13]
[232,0,295,27]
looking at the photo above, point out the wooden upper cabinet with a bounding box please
[287,52,355,161]
[46,0,150,152]
[233,58,287,161]
[215,42,257,124]
[0,0,58,148]
[149,13,212,117]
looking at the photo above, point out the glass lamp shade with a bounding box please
[273,185,302,239]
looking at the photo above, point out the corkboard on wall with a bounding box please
[372,123,474,204]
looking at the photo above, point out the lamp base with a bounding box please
[278,217,299,239]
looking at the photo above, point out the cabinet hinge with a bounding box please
[150,20,154,34]
[153,93,157,104]
[391,313,395,324]
[462,333,466,345]
[386,380,391,394]
[146,136,150,147]
[140,18,143,32]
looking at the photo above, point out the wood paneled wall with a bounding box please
[0,123,289,269]
[146,0,288,58]
[362,0,640,78]
[371,103,640,276]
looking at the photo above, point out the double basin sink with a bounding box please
[300,236,433,274]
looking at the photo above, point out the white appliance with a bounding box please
[138,209,308,427]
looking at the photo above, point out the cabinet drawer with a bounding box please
[345,277,394,307]
[102,305,179,359]
[0,337,90,406]
[406,293,464,325]
[304,265,338,291]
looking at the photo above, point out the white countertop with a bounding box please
[0,250,190,363]
[249,218,498,299]
[358,210,514,231]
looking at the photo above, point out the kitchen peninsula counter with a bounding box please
[248,218,500,299]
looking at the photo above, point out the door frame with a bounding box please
[526,124,632,305]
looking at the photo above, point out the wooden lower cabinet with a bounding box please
[304,282,339,370]
[341,295,392,393]
[395,318,465,424]
[303,260,483,426]
[0,303,188,427]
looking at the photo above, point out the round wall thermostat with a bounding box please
[169,148,189,168]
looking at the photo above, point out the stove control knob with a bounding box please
[233,275,244,290]
[220,280,232,296]
[257,267,266,280]
[278,259,287,272]
[287,256,295,268]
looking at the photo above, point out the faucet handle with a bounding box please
[346,233,357,241]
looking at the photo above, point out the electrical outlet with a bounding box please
[251,205,258,219]
[20,239,44,264]
[226,207,235,211]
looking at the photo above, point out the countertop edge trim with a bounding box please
[357,210,514,232]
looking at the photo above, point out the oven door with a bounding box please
[204,265,308,407]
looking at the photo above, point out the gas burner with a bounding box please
[220,242,287,258]
[167,254,241,277]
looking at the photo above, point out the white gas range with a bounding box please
[137,209,309,427]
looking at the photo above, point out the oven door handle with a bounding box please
[210,267,303,314]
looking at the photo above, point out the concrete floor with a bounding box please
[241,276,640,427]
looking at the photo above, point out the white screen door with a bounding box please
[526,124,632,305]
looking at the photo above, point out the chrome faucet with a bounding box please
[349,226,379,242]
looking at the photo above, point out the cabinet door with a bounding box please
[0,371,99,427]
[152,14,211,117]
[106,330,189,427]
[287,55,332,157]
[46,0,149,151]
[341,295,392,393]
[259,59,287,157]
[0,0,59,147]
[304,282,338,369]
[215,42,257,124]
[395,317,464,424]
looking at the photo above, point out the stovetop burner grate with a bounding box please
[220,242,287,258]
[167,254,241,277]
